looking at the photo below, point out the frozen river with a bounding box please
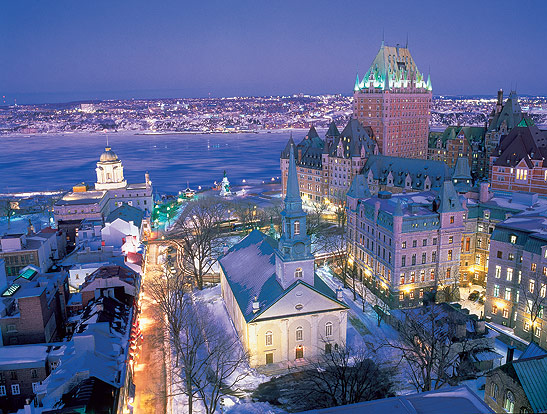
[0,131,303,194]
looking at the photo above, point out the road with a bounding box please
[133,242,168,414]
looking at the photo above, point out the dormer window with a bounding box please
[295,268,303,278]
[294,221,300,235]
[516,168,528,181]
[510,235,517,244]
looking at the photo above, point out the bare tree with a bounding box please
[229,201,258,235]
[387,304,491,392]
[521,271,547,343]
[169,197,228,290]
[316,226,350,288]
[147,268,197,413]
[307,201,329,237]
[304,343,394,408]
[0,199,17,229]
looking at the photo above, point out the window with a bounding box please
[510,235,517,244]
[0,386,5,397]
[490,383,499,401]
[506,268,513,282]
[503,308,509,318]
[446,269,451,279]
[11,384,20,395]
[448,236,453,244]
[294,221,300,235]
[504,288,512,301]
[432,251,437,262]
[31,368,38,379]
[422,253,426,264]
[450,216,454,224]
[524,322,530,332]
[423,239,427,247]
[412,255,416,265]
[508,253,515,261]
[541,284,546,298]
[402,256,406,267]
[475,254,481,265]
[530,280,536,293]
[325,322,333,337]
[400,273,405,285]
[420,270,425,282]
[410,272,415,283]
[412,240,417,248]
[402,241,406,249]
[433,238,437,245]
[535,326,542,338]
[265,331,273,346]
[494,284,500,297]
[296,326,303,341]
[295,268,303,278]
[7,324,17,333]
[419,288,424,298]
[531,263,537,272]
[492,305,498,314]
[325,343,332,354]
[448,250,453,261]
[32,382,40,393]
[399,292,404,301]
[495,265,501,278]
[497,251,503,258]
[465,237,470,251]
[504,390,515,413]
[430,269,435,281]
[10,371,17,380]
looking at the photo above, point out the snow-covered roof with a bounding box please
[299,385,493,413]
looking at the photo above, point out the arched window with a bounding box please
[296,326,303,341]
[504,390,515,413]
[294,220,300,235]
[295,268,303,278]
[325,322,333,337]
[265,331,273,347]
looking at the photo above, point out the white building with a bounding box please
[220,145,348,367]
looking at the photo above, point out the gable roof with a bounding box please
[219,230,345,323]
[106,204,144,228]
[493,123,547,168]
[347,175,371,200]
[326,118,375,159]
[512,354,547,413]
[489,91,523,132]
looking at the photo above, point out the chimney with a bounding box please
[252,297,260,313]
[336,287,344,302]
[223,243,228,256]
[497,89,504,106]
[479,182,490,203]
[506,346,515,363]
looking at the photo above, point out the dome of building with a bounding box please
[99,147,119,162]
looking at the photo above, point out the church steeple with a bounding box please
[275,144,315,289]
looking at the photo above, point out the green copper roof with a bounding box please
[517,117,535,127]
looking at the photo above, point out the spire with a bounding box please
[285,144,303,209]
[354,73,360,92]
[438,180,464,213]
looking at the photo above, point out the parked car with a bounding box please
[468,290,480,301]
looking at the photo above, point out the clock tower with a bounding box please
[275,144,315,289]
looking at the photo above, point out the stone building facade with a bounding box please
[346,178,465,308]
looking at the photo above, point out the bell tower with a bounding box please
[275,144,315,289]
[95,147,127,190]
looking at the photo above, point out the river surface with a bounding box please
[0,131,308,193]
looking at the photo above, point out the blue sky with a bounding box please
[1,0,545,103]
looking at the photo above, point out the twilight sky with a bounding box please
[1,0,546,104]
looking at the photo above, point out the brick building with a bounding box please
[490,118,547,195]
[353,42,432,159]
[0,267,69,346]
[0,344,61,413]
[485,90,524,158]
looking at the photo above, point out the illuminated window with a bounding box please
[510,235,517,244]
[295,268,303,278]
[504,288,511,301]
[530,280,536,293]
[531,263,537,272]
[265,331,273,346]
[495,266,501,278]
[448,250,453,261]
[507,268,513,282]
[294,221,300,235]
[494,284,500,297]
[516,169,528,181]
[503,308,509,318]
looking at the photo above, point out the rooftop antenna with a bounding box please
[382,28,385,46]
[406,33,409,48]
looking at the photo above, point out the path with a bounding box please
[133,242,168,414]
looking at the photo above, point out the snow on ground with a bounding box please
[458,284,486,318]
[170,285,279,414]
[0,212,53,235]
[316,267,415,394]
